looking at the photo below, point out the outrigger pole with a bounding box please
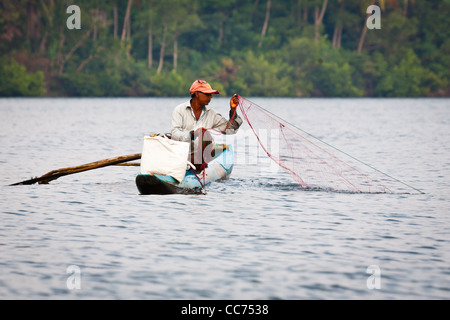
[10,153,141,186]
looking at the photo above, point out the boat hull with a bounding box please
[136,145,233,195]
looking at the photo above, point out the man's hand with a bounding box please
[230,94,239,109]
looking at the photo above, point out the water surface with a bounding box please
[0,97,449,299]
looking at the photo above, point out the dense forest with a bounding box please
[0,0,449,97]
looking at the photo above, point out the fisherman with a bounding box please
[171,80,242,170]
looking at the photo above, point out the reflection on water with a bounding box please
[0,97,449,299]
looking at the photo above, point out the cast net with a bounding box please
[238,96,422,194]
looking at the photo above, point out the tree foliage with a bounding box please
[0,57,45,96]
[0,0,448,97]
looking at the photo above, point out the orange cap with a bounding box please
[189,80,220,95]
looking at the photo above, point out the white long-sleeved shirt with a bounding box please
[171,101,243,142]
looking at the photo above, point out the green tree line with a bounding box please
[0,0,449,97]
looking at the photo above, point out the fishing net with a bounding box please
[238,96,422,194]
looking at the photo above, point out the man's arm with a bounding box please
[212,108,243,134]
[222,94,242,134]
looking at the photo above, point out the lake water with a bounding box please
[0,97,449,300]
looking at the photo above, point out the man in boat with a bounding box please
[171,80,242,170]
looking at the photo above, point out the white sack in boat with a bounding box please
[140,136,190,182]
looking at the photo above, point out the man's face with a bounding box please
[197,92,212,105]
